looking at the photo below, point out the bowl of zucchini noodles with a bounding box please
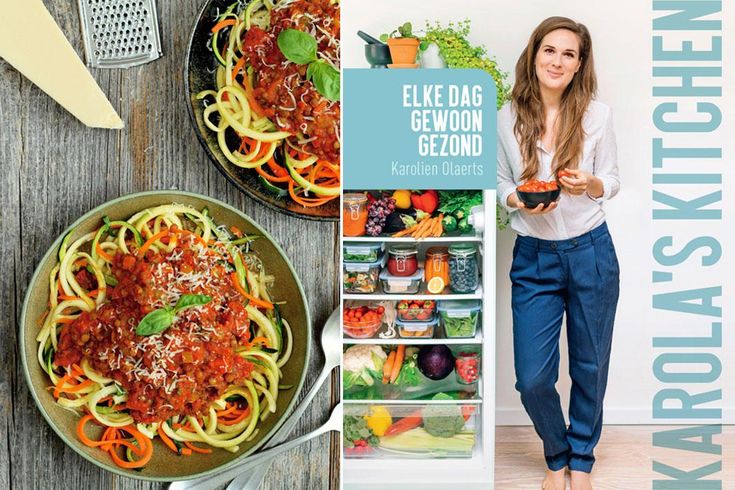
[20,190,311,481]
[185,0,341,221]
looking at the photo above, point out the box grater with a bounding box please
[77,0,163,68]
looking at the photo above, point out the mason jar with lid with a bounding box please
[342,193,368,237]
[448,243,479,293]
[424,246,449,293]
[387,244,418,277]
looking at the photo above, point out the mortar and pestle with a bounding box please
[358,30,391,69]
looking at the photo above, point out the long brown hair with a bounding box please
[512,16,597,181]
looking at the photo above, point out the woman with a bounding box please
[497,16,620,490]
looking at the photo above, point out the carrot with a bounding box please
[255,163,292,183]
[382,351,396,384]
[240,75,267,117]
[410,218,431,238]
[138,230,171,254]
[250,336,270,346]
[219,406,251,426]
[231,55,246,80]
[392,223,418,238]
[95,243,113,262]
[60,379,94,393]
[211,18,236,33]
[53,371,74,398]
[230,272,273,309]
[384,410,423,436]
[157,425,179,453]
[184,441,213,454]
[58,294,82,301]
[389,345,405,384]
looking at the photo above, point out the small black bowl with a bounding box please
[365,44,392,67]
[516,189,561,208]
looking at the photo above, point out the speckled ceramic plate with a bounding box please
[20,190,311,481]
[184,0,339,222]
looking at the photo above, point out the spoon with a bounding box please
[168,308,342,490]
[226,308,342,490]
[357,30,384,45]
[168,402,343,490]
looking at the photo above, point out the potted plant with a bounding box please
[380,22,422,65]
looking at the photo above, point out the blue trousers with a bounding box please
[510,222,620,473]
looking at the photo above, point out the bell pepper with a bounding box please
[411,190,439,214]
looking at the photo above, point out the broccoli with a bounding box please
[422,394,466,438]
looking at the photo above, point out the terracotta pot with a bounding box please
[387,37,420,65]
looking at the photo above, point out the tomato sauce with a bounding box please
[242,0,340,163]
[55,235,255,423]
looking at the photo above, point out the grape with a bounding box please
[366,197,395,236]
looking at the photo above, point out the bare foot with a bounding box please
[542,468,566,490]
[570,470,592,490]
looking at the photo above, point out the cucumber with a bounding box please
[258,175,288,198]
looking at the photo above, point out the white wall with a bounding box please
[343,0,733,425]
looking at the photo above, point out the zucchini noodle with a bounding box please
[37,204,293,468]
[198,0,341,208]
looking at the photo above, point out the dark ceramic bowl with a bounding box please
[185,0,339,221]
[364,44,392,67]
[20,191,311,481]
[516,188,561,208]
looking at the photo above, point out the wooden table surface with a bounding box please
[0,1,340,489]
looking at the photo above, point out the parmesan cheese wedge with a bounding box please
[0,0,124,129]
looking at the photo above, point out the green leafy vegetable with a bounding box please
[277,29,317,64]
[438,191,482,217]
[136,294,212,336]
[307,60,340,102]
[395,351,420,387]
[276,30,340,102]
[343,416,378,448]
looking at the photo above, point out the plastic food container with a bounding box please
[343,403,479,459]
[396,316,437,338]
[448,243,479,293]
[343,242,383,263]
[343,310,384,339]
[344,258,383,294]
[437,300,481,338]
[379,268,423,294]
[424,246,449,294]
[455,350,480,384]
[343,194,369,237]
[386,245,419,277]
[396,299,436,322]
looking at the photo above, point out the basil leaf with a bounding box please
[277,29,317,65]
[136,308,174,336]
[307,60,340,102]
[174,294,212,312]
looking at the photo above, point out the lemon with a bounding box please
[427,276,445,294]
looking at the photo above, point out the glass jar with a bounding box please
[424,246,449,293]
[386,245,418,277]
[455,350,480,384]
[343,194,368,237]
[448,243,479,293]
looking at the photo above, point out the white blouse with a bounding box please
[497,99,620,240]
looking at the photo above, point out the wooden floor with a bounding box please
[495,425,734,489]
